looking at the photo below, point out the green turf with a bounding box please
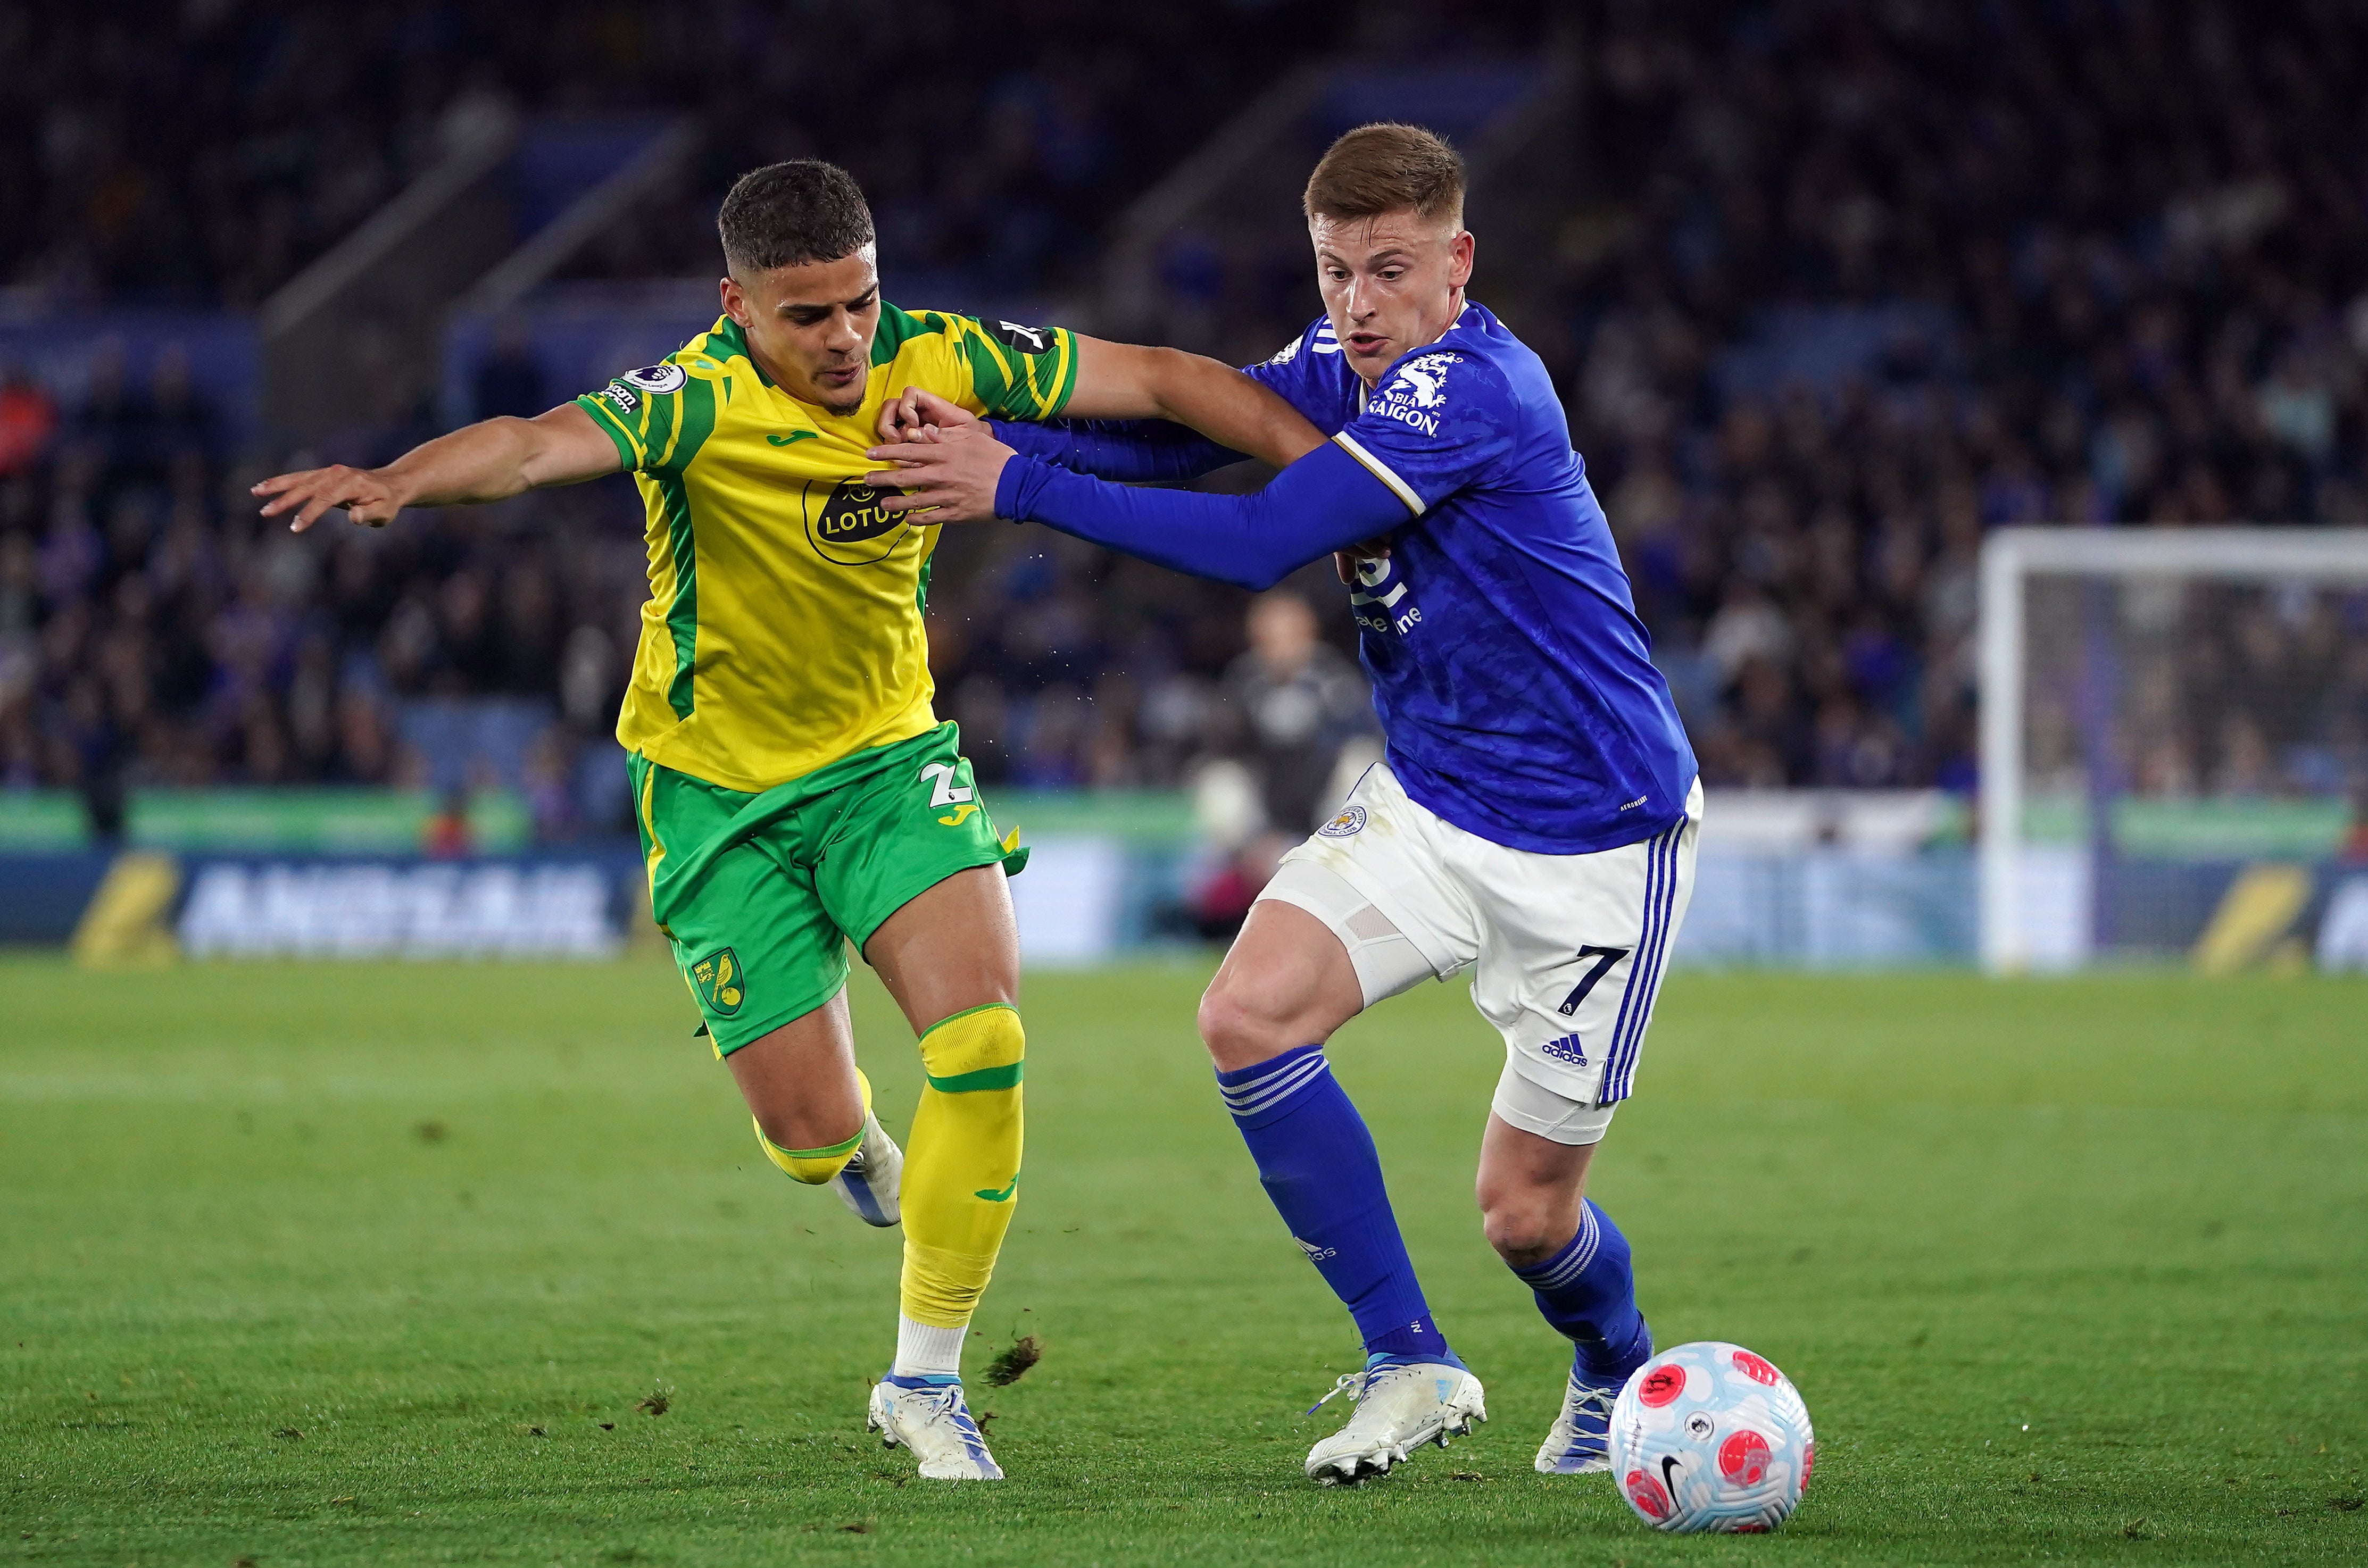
[3,956,2365,1566]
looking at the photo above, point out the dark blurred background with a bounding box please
[3,0,2365,857]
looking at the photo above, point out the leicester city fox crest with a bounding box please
[690,947,744,1016]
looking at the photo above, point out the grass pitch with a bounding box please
[3,955,2364,1566]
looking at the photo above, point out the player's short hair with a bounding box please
[1303,123,1466,228]
[717,160,876,276]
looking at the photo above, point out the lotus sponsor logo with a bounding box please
[805,479,911,565]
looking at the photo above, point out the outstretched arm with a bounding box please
[993,415,1248,483]
[998,445,1407,589]
[1061,336,1325,470]
[253,404,621,531]
[889,388,1245,482]
[867,432,1410,593]
[882,337,1324,472]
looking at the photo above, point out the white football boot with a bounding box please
[1303,1355,1486,1484]
[1533,1363,1623,1473]
[868,1375,1003,1480]
[828,1113,902,1227]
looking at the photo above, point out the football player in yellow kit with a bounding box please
[254,160,1323,1480]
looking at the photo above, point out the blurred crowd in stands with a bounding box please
[4,1,2366,841]
[0,336,1379,841]
[0,1,1347,310]
[0,0,1368,837]
[1535,0,2368,796]
[0,345,640,837]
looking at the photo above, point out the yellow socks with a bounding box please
[755,1066,873,1185]
[899,1003,1025,1330]
[745,1005,1026,1355]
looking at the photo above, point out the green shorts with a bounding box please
[629,722,1018,1055]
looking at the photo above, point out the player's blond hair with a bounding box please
[1303,123,1466,228]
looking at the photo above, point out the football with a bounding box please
[1609,1341,1814,1533]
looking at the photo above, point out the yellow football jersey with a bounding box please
[575,305,1078,793]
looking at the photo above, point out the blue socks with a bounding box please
[1216,1046,1640,1380]
[1217,1045,1453,1363]
[1510,1197,1651,1378]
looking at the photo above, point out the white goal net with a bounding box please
[1978,528,2368,973]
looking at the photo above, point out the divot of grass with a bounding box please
[983,1333,1041,1387]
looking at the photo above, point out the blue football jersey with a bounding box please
[1245,303,1697,854]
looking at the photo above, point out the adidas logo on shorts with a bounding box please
[1541,1033,1588,1067]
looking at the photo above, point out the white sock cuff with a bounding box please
[893,1314,968,1379]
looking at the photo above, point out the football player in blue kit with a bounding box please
[868,122,1702,1484]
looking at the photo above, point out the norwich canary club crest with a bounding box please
[690,947,744,1016]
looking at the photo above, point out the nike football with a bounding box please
[1608,1341,1813,1533]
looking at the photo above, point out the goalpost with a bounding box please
[1977,527,2368,974]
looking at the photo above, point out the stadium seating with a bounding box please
[2,1,2362,828]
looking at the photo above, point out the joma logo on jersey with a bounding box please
[804,479,911,565]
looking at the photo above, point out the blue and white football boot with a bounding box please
[868,1374,1003,1480]
[1303,1354,1486,1484]
[828,1113,902,1228]
[1534,1328,1652,1474]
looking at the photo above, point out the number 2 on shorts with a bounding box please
[918,761,974,809]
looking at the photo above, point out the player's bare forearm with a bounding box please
[253,404,619,532]
[1065,338,1325,470]
[381,411,611,506]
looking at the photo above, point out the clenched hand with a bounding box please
[864,414,1013,526]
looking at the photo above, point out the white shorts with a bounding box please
[1258,764,1701,1145]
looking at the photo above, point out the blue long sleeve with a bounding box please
[993,440,1409,591]
[986,418,1244,483]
